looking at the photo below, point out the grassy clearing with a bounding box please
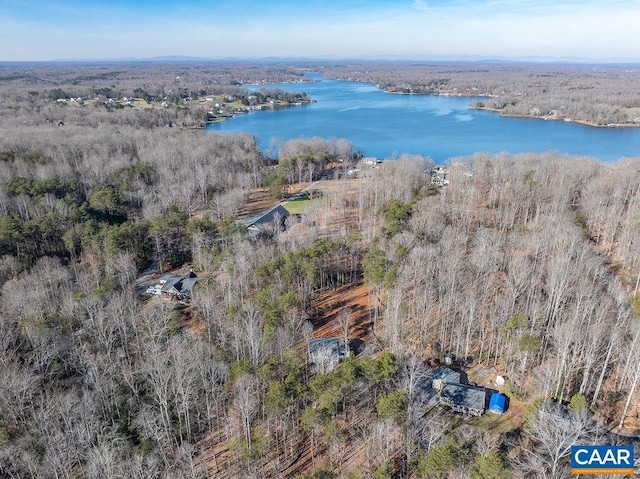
[284,193,312,214]
[470,401,525,434]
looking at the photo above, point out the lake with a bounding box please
[207,74,640,163]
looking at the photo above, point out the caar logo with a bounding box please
[571,445,634,475]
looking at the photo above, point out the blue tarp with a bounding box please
[489,393,506,414]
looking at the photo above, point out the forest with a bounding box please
[0,61,639,478]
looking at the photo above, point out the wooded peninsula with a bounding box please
[0,60,639,479]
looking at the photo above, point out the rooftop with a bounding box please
[441,383,486,412]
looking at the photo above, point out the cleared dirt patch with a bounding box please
[309,281,374,342]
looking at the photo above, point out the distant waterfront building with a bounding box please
[361,157,380,166]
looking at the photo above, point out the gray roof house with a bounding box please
[416,367,488,417]
[241,204,290,237]
[159,271,200,299]
[307,338,348,373]
[439,383,486,417]
[431,367,462,391]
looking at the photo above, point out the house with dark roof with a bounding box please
[158,271,200,300]
[431,367,461,391]
[439,383,486,417]
[416,367,488,417]
[241,204,290,237]
[307,337,348,373]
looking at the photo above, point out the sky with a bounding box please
[1,0,639,62]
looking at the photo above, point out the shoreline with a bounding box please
[468,105,640,129]
[204,98,315,125]
[316,75,640,129]
[369,81,639,129]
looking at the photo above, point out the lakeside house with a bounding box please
[361,157,381,166]
[431,165,450,186]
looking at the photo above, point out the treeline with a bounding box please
[0,125,266,269]
[0,61,310,101]
[0,128,357,275]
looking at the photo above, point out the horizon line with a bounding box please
[2,54,640,65]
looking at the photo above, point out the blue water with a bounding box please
[207,74,640,163]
